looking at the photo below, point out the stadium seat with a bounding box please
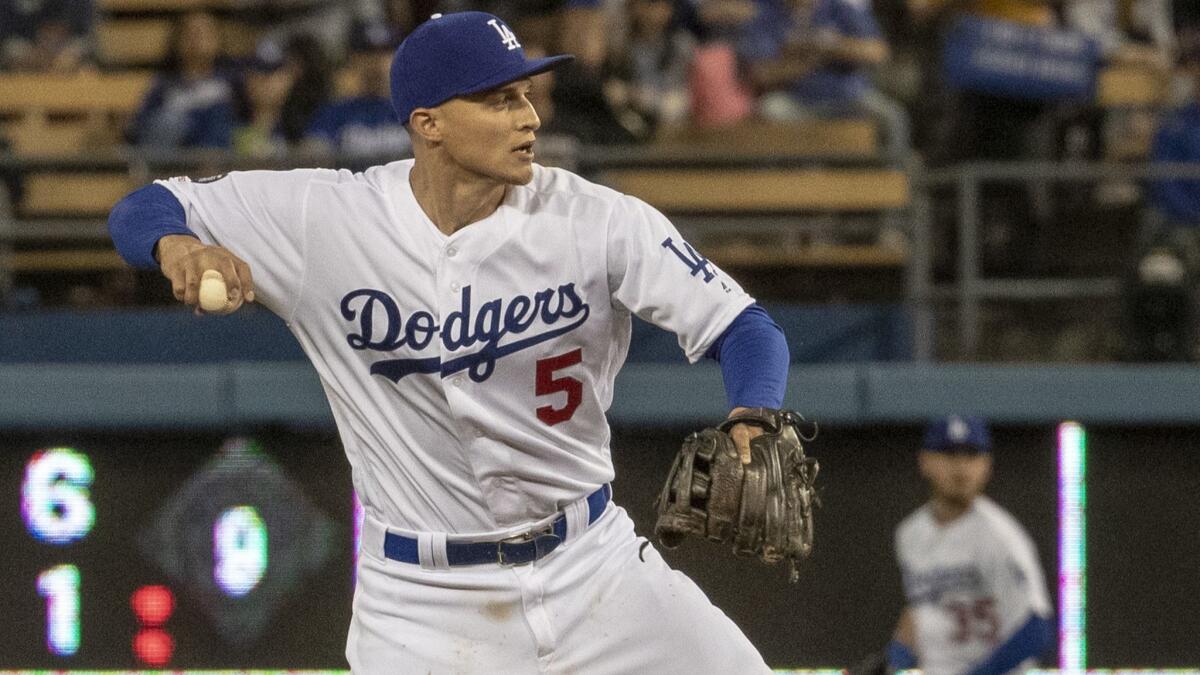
[653,120,880,158]
[335,68,361,98]
[704,241,906,269]
[96,19,173,66]
[4,115,112,156]
[598,167,910,272]
[0,72,153,115]
[600,168,909,212]
[98,0,236,10]
[1097,65,1171,108]
[20,173,134,217]
[9,250,127,272]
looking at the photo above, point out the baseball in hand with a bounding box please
[198,270,232,312]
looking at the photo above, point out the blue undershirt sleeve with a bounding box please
[965,614,1053,675]
[107,183,196,269]
[704,303,789,408]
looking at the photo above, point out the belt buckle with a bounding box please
[496,525,561,567]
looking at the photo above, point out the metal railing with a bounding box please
[913,161,1200,361]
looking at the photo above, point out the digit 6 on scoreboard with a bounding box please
[535,348,583,426]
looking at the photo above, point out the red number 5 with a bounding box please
[535,348,583,426]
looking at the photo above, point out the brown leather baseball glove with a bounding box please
[654,408,819,582]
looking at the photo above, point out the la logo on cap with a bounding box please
[487,19,521,51]
[948,416,969,443]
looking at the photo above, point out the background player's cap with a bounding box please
[923,416,991,454]
[390,11,574,125]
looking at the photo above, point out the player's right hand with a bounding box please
[155,234,256,314]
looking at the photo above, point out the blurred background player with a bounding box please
[887,416,1053,675]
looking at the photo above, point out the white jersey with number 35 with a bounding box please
[895,496,1053,675]
[156,160,752,534]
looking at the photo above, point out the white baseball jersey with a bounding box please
[156,160,752,533]
[156,161,771,674]
[895,496,1052,675]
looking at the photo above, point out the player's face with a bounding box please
[435,79,541,185]
[918,450,992,507]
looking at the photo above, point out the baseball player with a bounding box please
[886,416,1053,675]
[108,12,789,674]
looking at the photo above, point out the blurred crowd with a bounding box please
[1,0,1194,160]
[8,0,1200,357]
[0,0,1190,154]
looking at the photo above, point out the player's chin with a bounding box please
[500,158,535,185]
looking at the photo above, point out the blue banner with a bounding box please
[943,15,1100,100]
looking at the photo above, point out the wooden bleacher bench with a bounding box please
[705,241,906,269]
[655,119,879,157]
[654,119,879,158]
[599,166,910,270]
[3,116,118,156]
[99,0,237,11]
[335,68,361,98]
[1097,65,1171,108]
[600,168,909,212]
[8,250,127,272]
[0,72,153,115]
[20,173,134,217]
[96,19,172,66]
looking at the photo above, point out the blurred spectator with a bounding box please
[1149,33,1200,227]
[740,0,909,157]
[908,0,1058,162]
[276,33,335,147]
[1065,0,1175,71]
[0,0,93,72]
[233,39,293,158]
[127,12,236,150]
[303,23,410,157]
[908,0,1066,273]
[679,0,759,42]
[677,1,760,126]
[604,0,695,140]
[1120,31,1200,361]
[1179,4,1200,33]
[237,0,387,62]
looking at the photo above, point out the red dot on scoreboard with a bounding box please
[134,628,174,666]
[131,585,174,626]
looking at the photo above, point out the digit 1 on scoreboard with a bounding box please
[37,564,81,656]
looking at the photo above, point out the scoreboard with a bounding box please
[2,432,356,668]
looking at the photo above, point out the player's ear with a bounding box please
[916,450,933,479]
[408,108,442,144]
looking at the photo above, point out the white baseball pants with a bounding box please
[347,504,771,674]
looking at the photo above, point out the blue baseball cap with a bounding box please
[923,416,992,454]
[390,12,574,125]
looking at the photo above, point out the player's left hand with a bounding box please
[726,406,764,465]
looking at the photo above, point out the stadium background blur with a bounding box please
[1,0,1199,671]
